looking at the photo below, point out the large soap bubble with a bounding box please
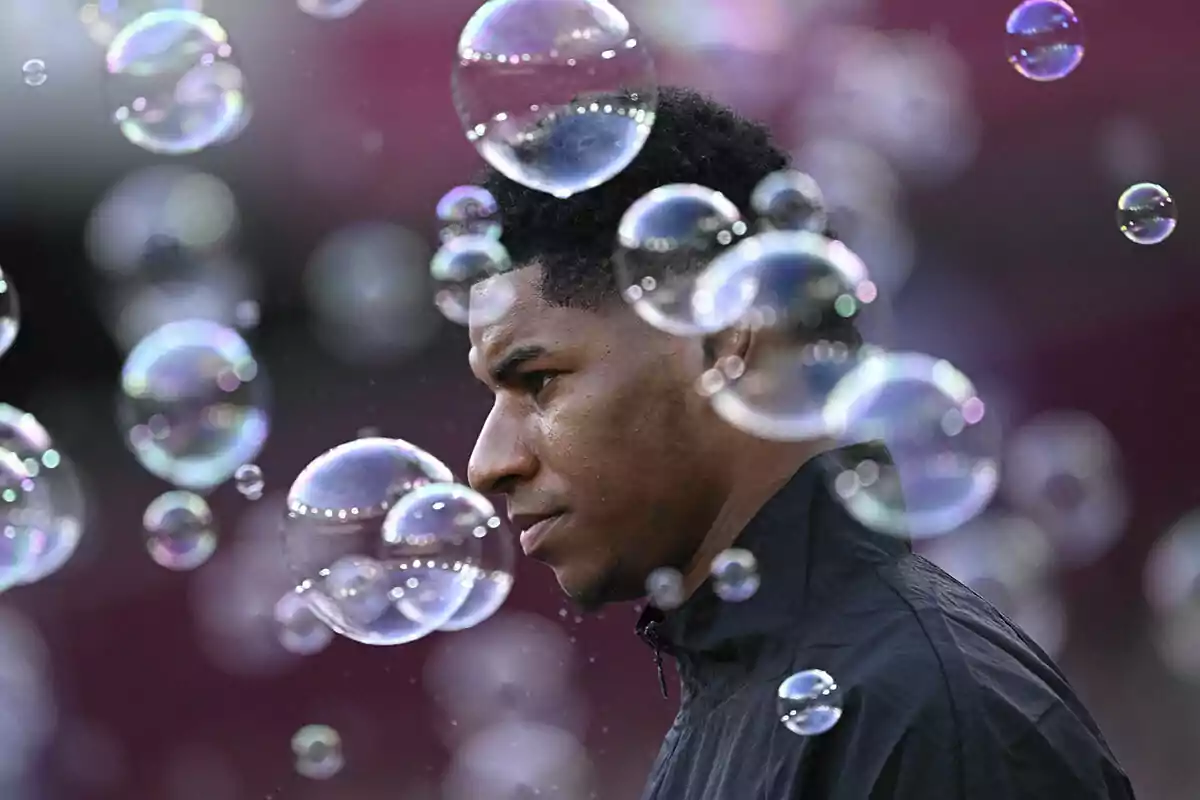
[452,0,657,198]
[282,438,481,646]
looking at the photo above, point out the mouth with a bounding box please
[513,512,566,556]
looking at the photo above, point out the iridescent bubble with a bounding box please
[431,235,515,326]
[615,184,748,335]
[1117,182,1176,245]
[777,669,843,736]
[751,170,827,233]
[437,186,502,243]
[0,451,41,592]
[0,266,19,360]
[297,0,368,19]
[21,59,46,87]
[0,405,86,586]
[691,232,878,441]
[710,548,759,602]
[435,486,515,632]
[283,438,479,646]
[291,725,343,780]
[78,1,206,48]
[452,0,658,198]
[119,319,269,491]
[823,352,1001,538]
[106,10,249,155]
[1005,0,1084,82]
[273,590,334,656]
[234,463,264,500]
[143,490,217,571]
[645,566,683,610]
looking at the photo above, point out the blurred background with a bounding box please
[0,0,1198,797]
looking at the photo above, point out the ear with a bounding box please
[701,323,754,368]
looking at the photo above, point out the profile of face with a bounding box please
[467,267,735,609]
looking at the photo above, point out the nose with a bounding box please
[467,402,538,495]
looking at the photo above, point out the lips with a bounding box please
[511,512,565,556]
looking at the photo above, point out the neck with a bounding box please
[678,438,831,599]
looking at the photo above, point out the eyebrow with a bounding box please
[489,344,548,384]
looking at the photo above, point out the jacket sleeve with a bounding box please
[783,699,1137,799]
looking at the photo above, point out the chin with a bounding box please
[554,561,640,613]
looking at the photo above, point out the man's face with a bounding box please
[466,267,729,609]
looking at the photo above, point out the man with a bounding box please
[464,87,1135,799]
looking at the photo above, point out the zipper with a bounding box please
[638,619,670,700]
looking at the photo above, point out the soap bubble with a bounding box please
[452,0,658,198]
[0,266,19,360]
[615,184,748,335]
[436,488,515,631]
[823,352,1001,538]
[291,725,344,780]
[0,451,42,592]
[297,0,368,19]
[283,438,480,646]
[751,170,827,233]
[21,59,47,87]
[234,464,264,500]
[0,405,87,586]
[119,319,269,490]
[645,566,684,610]
[106,10,249,154]
[710,548,759,602]
[431,235,515,326]
[777,669,843,736]
[437,186,502,243]
[1117,182,1176,245]
[273,590,334,656]
[1005,0,1084,82]
[143,490,218,571]
[691,233,878,441]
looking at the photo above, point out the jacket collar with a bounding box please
[635,443,910,693]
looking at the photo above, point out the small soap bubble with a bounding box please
[21,59,46,87]
[710,548,760,602]
[431,235,515,326]
[437,186,502,243]
[615,184,748,335]
[118,319,269,491]
[106,10,250,154]
[234,464,264,500]
[823,351,1001,538]
[452,0,658,198]
[1117,182,1176,245]
[292,725,344,780]
[273,590,334,656]
[142,490,217,571]
[0,266,19,360]
[1005,0,1084,82]
[691,233,878,441]
[283,439,479,646]
[297,0,368,19]
[751,170,827,233]
[777,669,843,736]
[645,566,684,610]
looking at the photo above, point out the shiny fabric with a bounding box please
[635,447,1135,799]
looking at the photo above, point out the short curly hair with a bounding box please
[479,86,807,309]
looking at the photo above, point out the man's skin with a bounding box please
[466,266,824,609]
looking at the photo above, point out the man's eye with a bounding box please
[517,371,558,397]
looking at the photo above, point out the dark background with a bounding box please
[0,0,1198,797]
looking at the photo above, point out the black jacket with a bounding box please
[635,449,1135,799]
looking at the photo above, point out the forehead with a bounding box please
[467,266,602,370]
